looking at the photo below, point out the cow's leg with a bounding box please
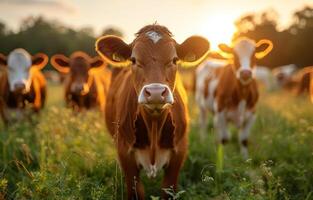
[214,111,230,144]
[199,106,208,139]
[118,152,144,200]
[162,148,186,199]
[0,100,8,126]
[239,112,256,159]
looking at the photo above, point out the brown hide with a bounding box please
[97,25,210,199]
[212,65,259,112]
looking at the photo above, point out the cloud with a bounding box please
[0,0,77,14]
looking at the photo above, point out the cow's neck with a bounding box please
[139,108,170,164]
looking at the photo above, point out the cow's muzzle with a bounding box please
[72,84,89,95]
[239,69,253,84]
[138,83,174,112]
[13,82,26,93]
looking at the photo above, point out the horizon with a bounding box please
[0,0,312,50]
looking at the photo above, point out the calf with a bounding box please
[196,37,273,158]
[50,51,110,112]
[0,49,48,125]
[96,24,210,199]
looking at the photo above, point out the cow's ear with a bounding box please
[50,54,70,74]
[255,39,273,59]
[95,35,132,68]
[0,53,7,67]
[32,53,48,70]
[176,36,210,68]
[218,43,233,59]
[90,56,106,68]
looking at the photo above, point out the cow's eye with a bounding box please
[173,57,179,65]
[130,57,136,65]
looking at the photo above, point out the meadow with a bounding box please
[0,82,313,200]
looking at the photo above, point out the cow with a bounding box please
[293,66,313,97]
[0,48,48,125]
[254,66,276,91]
[50,51,110,112]
[272,64,297,90]
[195,37,273,158]
[179,57,228,94]
[95,24,210,199]
[311,71,313,103]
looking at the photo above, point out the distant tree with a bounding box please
[234,6,313,68]
[288,6,313,67]
[101,27,123,37]
[234,10,282,68]
[0,21,9,36]
[0,16,99,69]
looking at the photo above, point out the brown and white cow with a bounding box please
[50,51,110,112]
[0,48,48,125]
[96,25,210,199]
[293,66,313,97]
[196,37,273,158]
[272,64,298,90]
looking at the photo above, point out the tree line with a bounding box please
[0,6,313,69]
[0,16,122,70]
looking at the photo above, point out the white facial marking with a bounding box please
[233,39,256,82]
[7,49,32,92]
[146,31,162,44]
[138,83,174,105]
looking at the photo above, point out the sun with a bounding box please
[199,14,237,51]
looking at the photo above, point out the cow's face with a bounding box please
[0,49,48,93]
[96,25,210,115]
[51,52,104,95]
[272,65,296,86]
[219,38,273,85]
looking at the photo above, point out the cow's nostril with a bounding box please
[240,70,252,78]
[161,88,167,97]
[14,83,26,90]
[145,88,151,97]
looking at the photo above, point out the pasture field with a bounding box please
[0,83,313,200]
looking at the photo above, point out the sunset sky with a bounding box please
[0,0,312,50]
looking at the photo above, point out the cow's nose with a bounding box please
[75,85,84,93]
[14,82,26,91]
[139,83,173,105]
[240,70,252,80]
[144,85,167,104]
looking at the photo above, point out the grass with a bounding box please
[0,84,313,200]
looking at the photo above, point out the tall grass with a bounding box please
[0,85,312,199]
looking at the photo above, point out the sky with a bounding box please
[0,0,312,50]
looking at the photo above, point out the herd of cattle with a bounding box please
[0,24,312,199]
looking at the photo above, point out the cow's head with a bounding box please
[0,49,48,94]
[218,37,273,85]
[96,25,210,115]
[51,51,105,95]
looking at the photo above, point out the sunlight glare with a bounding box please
[199,14,237,51]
